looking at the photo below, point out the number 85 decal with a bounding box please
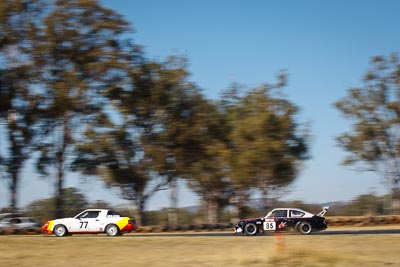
[263,221,276,231]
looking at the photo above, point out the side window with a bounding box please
[271,210,288,218]
[290,210,305,218]
[88,211,100,218]
[107,210,122,217]
[80,211,100,219]
[10,218,21,224]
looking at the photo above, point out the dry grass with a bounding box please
[0,233,399,267]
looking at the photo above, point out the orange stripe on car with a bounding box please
[48,220,55,231]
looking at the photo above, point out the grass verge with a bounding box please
[0,233,399,266]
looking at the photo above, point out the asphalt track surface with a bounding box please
[3,228,400,238]
[130,228,400,237]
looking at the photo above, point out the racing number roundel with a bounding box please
[263,219,276,231]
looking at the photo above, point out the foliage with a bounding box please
[143,208,199,226]
[73,118,160,226]
[1,0,309,222]
[335,54,400,210]
[343,194,384,216]
[179,96,233,224]
[0,0,44,212]
[219,79,309,217]
[23,187,88,223]
[18,191,390,226]
[72,55,199,225]
[30,0,131,218]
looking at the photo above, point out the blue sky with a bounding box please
[1,0,400,210]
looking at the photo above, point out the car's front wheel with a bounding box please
[299,222,312,235]
[105,224,119,237]
[54,225,68,237]
[244,223,258,236]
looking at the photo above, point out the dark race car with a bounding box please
[234,207,329,235]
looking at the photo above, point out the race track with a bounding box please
[130,228,400,237]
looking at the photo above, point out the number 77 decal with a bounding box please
[79,221,88,229]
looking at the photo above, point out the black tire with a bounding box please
[299,221,312,235]
[54,224,68,237]
[244,223,258,236]
[105,224,119,237]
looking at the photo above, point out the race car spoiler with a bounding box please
[317,206,329,217]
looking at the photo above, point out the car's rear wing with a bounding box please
[317,206,329,217]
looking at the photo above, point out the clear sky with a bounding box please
[1,0,400,210]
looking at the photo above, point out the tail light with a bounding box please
[42,221,50,232]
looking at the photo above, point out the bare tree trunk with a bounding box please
[55,156,64,218]
[54,119,69,218]
[168,179,178,225]
[391,187,400,214]
[10,171,18,213]
[132,195,147,226]
[236,191,250,219]
[229,196,240,223]
[138,198,147,226]
[9,121,21,214]
[206,199,218,224]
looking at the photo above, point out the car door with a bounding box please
[87,211,103,232]
[287,209,305,227]
[268,209,288,229]
[72,210,102,232]
[69,217,85,232]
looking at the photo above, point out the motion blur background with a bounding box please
[1,0,400,225]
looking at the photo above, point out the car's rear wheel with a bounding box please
[54,225,68,237]
[244,223,258,236]
[299,222,312,235]
[105,224,119,237]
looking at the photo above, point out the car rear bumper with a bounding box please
[121,223,135,233]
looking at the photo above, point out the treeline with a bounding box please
[0,187,390,225]
[0,0,309,225]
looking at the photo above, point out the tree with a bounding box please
[24,187,88,223]
[136,62,233,224]
[73,121,164,226]
[343,194,384,216]
[182,77,309,222]
[127,56,198,225]
[0,0,44,212]
[222,77,309,217]
[73,55,205,226]
[335,54,400,213]
[182,97,233,224]
[32,0,131,218]
[133,57,238,224]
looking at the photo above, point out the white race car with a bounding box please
[42,209,136,237]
